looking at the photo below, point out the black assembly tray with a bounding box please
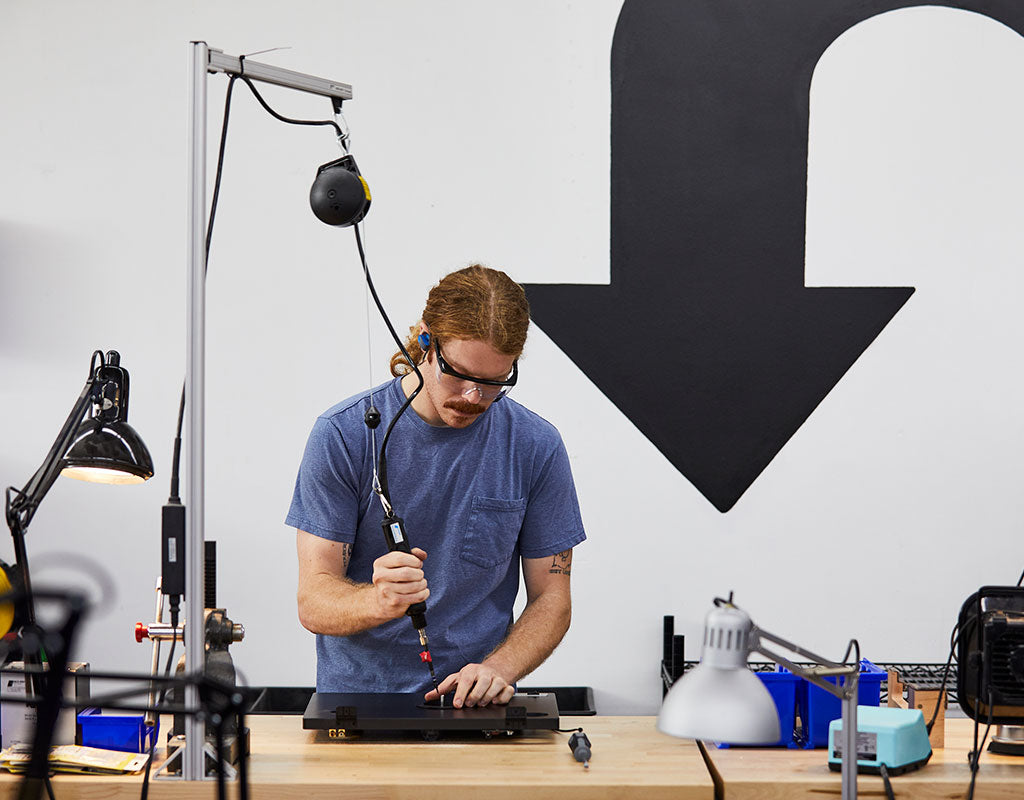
[302,691,560,734]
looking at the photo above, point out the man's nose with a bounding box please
[462,384,484,401]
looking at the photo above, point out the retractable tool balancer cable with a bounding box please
[166,62,440,696]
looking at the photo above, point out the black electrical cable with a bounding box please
[213,711,226,800]
[965,692,994,800]
[221,73,415,507]
[236,75,344,141]
[168,70,347,493]
[925,620,962,734]
[878,763,895,800]
[207,76,236,270]
[168,74,237,501]
[169,62,424,550]
[236,702,250,800]
[713,591,735,608]
[351,224,423,508]
[169,384,185,503]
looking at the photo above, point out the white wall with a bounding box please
[1,2,1022,715]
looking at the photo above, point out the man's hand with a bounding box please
[424,663,515,708]
[371,547,429,621]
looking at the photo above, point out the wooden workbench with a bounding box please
[700,717,1024,799]
[9,715,1019,799]
[0,716,714,800]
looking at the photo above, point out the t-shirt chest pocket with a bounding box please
[461,496,527,568]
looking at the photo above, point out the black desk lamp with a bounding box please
[4,349,153,667]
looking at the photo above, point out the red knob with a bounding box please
[135,622,149,643]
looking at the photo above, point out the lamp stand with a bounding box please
[840,679,858,800]
[752,626,861,800]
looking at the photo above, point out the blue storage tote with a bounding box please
[77,708,158,753]
[716,667,800,748]
[790,659,886,748]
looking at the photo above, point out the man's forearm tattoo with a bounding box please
[340,542,353,574]
[549,549,572,576]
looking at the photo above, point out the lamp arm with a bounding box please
[6,355,103,532]
[4,352,102,643]
[751,626,861,701]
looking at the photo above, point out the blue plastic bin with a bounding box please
[790,659,886,748]
[77,708,158,753]
[716,667,800,748]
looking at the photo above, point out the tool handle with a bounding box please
[382,515,413,555]
[381,515,427,623]
[569,731,592,764]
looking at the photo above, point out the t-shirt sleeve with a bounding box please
[285,415,362,542]
[518,435,586,559]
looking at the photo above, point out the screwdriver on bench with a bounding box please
[381,513,442,700]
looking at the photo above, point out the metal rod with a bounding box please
[146,580,164,727]
[753,643,855,698]
[754,626,848,670]
[841,673,859,800]
[750,625,860,800]
[140,621,243,643]
[206,49,352,101]
[185,39,208,783]
[144,623,184,641]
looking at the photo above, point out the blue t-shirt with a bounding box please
[286,377,586,693]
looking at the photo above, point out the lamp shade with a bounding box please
[61,418,154,485]
[657,661,781,743]
[657,602,780,744]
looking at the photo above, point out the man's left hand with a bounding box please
[423,663,515,708]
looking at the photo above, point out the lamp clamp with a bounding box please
[90,351,130,421]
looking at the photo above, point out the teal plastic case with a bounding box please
[827,706,932,775]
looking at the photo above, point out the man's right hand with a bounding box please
[371,547,429,621]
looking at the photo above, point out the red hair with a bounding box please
[390,265,530,376]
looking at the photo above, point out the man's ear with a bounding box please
[417,323,431,354]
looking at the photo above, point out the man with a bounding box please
[287,265,585,709]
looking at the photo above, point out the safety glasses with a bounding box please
[434,339,518,403]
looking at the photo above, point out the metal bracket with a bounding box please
[156,735,238,782]
[206,47,352,101]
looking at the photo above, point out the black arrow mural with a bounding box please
[524,0,1024,512]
